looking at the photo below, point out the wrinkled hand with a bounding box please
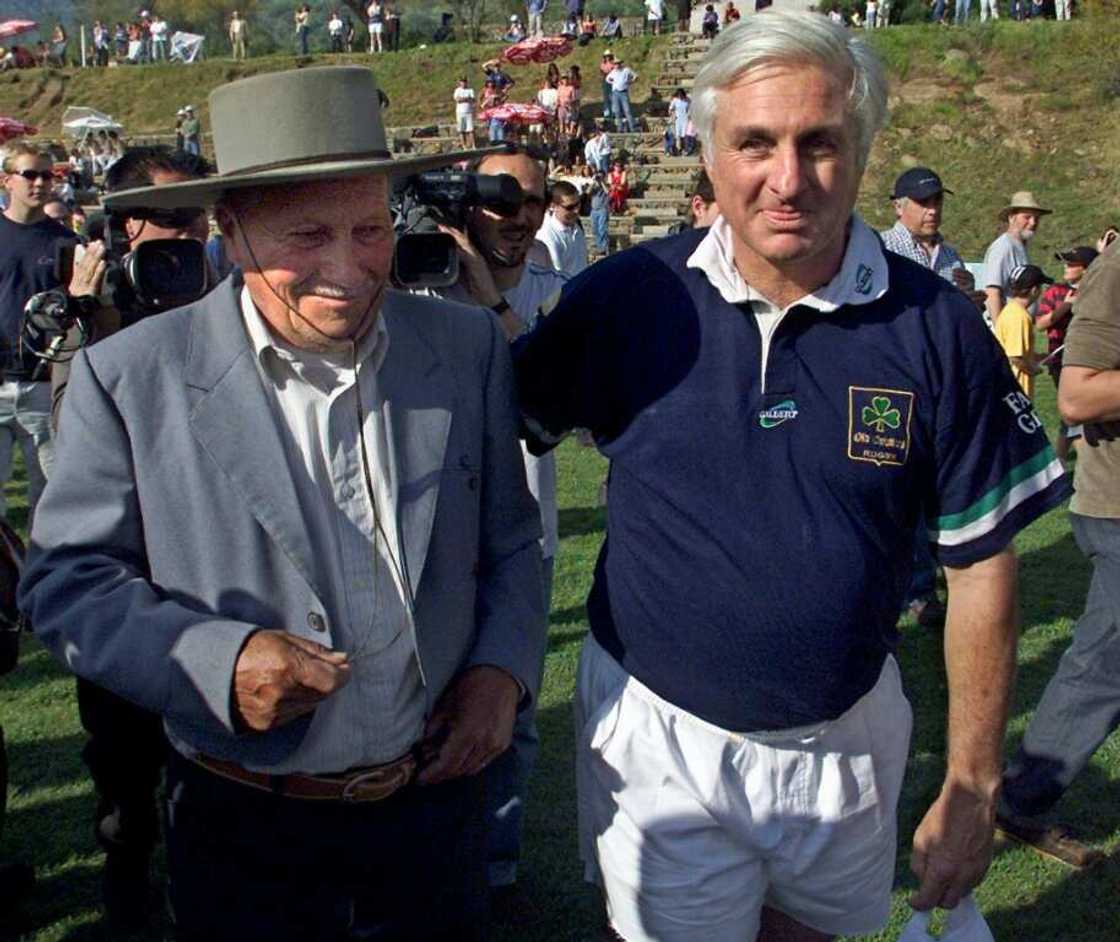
[437,223,503,308]
[417,665,521,785]
[232,630,351,732]
[68,239,108,299]
[910,778,997,911]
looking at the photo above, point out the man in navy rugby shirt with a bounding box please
[516,12,1068,942]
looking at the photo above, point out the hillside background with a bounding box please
[3,19,1120,266]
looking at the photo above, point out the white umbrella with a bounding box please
[61,106,123,136]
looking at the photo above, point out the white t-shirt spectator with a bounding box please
[537,86,559,113]
[328,15,344,35]
[537,210,588,278]
[606,66,636,94]
[645,0,664,20]
[585,133,611,166]
[454,86,475,117]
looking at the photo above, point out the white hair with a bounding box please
[691,11,888,170]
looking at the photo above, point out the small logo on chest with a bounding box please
[759,399,799,429]
[848,386,914,466]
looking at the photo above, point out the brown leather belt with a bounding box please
[193,751,418,803]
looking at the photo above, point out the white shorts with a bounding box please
[369,21,383,33]
[575,636,912,941]
[457,113,474,133]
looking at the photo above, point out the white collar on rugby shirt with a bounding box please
[686,212,890,312]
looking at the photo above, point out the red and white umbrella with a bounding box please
[479,102,553,126]
[0,20,38,41]
[0,116,37,145]
[501,36,573,66]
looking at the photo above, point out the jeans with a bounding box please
[931,0,947,19]
[591,206,609,252]
[297,24,309,55]
[528,11,544,36]
[183,138,200,156]
[165,750,488,941]
[611,89,633,132]
[954,0,971,21]
[0,379,53,520]
[152,37,167,60]
[601,79,613,118]
[489,119,505,143]
[484,558,553,886]
[1002,514,1120,817]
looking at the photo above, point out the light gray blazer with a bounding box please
[20,277,546,767]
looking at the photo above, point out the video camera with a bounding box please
[392,170,524,289]
[22,210,211,363]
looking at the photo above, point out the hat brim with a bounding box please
[103,149,495,212]
[891,185,954,200]
[1000,205,1053,219]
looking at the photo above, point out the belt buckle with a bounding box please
[340,767,390,802]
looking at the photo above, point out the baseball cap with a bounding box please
[1008,264,1055,294]
[891,167,953,201]
[1055,246,1099,267]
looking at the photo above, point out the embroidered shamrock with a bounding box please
[862,396,901,433]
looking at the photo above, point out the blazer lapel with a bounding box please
[380,297,454,596]
[185,280,326,601]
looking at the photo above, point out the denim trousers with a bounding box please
[591,207,610,252]
[1002,513,1120,817]
[0,379,53,519]
[611,89,634,131]
[601,79,613,118]
[954,0,971,21]
[483,558,553,885]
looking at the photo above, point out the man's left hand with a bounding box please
[417,665,521,785]
[910,776,998,911]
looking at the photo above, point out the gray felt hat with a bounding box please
[105,66,481,211]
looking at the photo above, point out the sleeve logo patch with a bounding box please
[848,386,914,467]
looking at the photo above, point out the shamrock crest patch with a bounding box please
[848,386,914,467]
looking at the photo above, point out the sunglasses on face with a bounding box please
[130,207,206,229]
[12,169,53,183]
[557,201,581,213]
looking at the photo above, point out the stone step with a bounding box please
[634,224,673,238]
[628,197,692,211]
[632,149,702,162]
[642,172,701,186]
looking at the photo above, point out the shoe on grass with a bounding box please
[995,809,1105,869]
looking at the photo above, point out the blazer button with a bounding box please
[307,612,327,633]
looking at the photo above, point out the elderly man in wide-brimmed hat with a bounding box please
[20,66,546,941]
[982,189,1052,328]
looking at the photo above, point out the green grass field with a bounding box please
[0,371,1117,940]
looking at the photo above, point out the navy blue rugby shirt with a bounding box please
[514,215,1069,733]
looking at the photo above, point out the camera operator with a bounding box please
[49,143,211,931]
[52,146,211,431]
[0,142,79,522]
[427,145,565,915]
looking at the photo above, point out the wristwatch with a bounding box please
[491,298,511,316]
